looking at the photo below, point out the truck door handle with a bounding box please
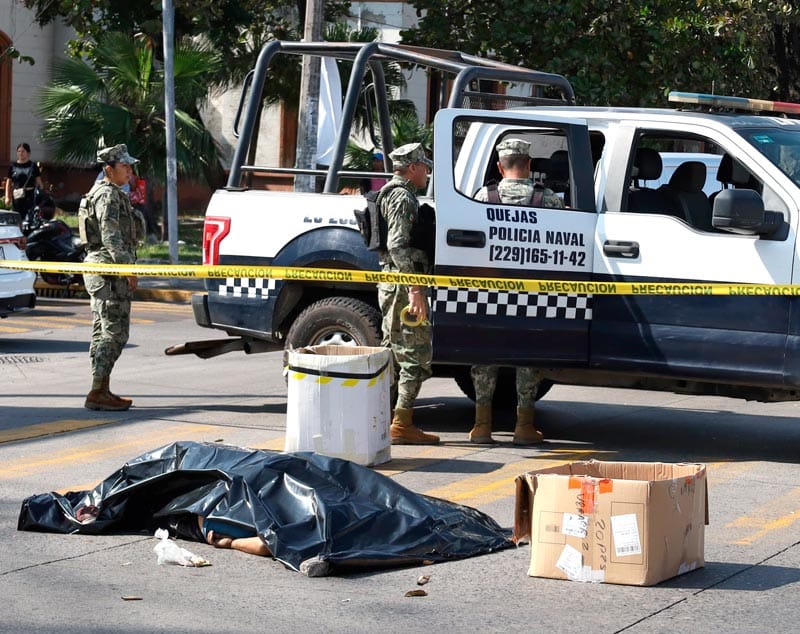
[603,240,639,258]
[446,229,486,248]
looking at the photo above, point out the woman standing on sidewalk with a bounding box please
[4,143,44,221]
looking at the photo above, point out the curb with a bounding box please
[34,281,197,304]
[33,281,86,299]
[134,287,196,303]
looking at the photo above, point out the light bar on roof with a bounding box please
[668,91,800,116]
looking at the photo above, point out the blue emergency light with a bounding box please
[668,91,800,116]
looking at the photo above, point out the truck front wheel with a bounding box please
[286,296,383,349]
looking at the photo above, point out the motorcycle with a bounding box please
[23,193,86,287]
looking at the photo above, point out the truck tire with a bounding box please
[286,296,383,349]
[453,367,553,407]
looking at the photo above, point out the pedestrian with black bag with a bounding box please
[4,143,44,221]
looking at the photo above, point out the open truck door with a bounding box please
[431,108,597,367]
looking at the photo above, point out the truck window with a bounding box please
[738,126,800,187]
[624,131,785,233]
[453,120,572,205]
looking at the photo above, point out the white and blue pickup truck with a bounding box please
[183,40,800,404]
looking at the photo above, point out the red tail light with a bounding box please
[0,236,26,250]
[202,216,231,266]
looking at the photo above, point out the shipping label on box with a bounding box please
[513,460,707,586]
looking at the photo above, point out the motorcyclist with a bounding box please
[24,192,85,286]
[22,191,56,235]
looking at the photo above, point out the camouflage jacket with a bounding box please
[475,178,564,208]
[377,175,430,274]
[79,180,144,265]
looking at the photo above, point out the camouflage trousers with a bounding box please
[87,275,132,379]
[470,365,541,408]
[378,282,432,409]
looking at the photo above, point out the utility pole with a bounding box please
[162,0,179,263]
[294,0,323,192]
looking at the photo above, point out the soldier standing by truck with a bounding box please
[469,138,563,445]
[377,142,439,445]
[79,144,144,411]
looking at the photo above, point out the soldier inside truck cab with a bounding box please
[469,138,562,446]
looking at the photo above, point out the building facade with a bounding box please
[1,0,73,168]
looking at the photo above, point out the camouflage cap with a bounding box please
[97,144,139,164]
[496,138,531,158]
[389,142,433,169]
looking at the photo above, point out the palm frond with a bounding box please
[36,31,220,185]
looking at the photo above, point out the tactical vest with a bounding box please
[78,183,104,248]
[378,184,436,262]
[78,182,143,255]
[485,182,545,207]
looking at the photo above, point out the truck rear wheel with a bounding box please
[286,296,382,350]
[453,367,553,407]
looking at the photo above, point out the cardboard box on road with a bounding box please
[513,460,708,586]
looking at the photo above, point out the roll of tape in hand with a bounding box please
[400,306,427,327]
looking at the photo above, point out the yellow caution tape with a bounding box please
[2,259,800,295]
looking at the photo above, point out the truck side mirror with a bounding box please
[712,189,786,238]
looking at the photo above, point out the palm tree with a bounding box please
[341,111,433,194]
[37,31,223,229]
[325,23,431,190]
[322,22,416,134]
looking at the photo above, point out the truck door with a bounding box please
[591,122,798,386]
[431,109,597,367]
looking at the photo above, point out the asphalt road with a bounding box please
[2,297,800,633]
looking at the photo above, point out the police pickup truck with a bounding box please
[187,40,800,404]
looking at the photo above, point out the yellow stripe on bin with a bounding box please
[4,259,800,296]
[287,372,389,387]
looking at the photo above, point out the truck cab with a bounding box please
[432,100,799,401]
[187,41,800,405]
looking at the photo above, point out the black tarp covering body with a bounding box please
[18,441,512,574]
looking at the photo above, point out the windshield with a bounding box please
[738,126,800,186]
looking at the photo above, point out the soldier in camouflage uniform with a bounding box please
[377,142,439,445]
[470,138,564,445]
[79,144,145,411]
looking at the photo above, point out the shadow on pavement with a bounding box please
[662,560,800,591]
[416,394,800,463]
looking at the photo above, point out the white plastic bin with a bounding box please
[284,345,393,466]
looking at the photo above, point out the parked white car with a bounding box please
[0,210,36,318]
[644,152,723,196]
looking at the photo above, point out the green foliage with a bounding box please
[341,109,432,191]
[403,1,800,105]
[390,112,433,148]
[0,46,35,65]
[37,31,222,188]
[319,23,412,134]
[21,0,351,90]
[59,211,203,262]
[332,20,432,176]
[343,112,432,170]
[137,220,203,263]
